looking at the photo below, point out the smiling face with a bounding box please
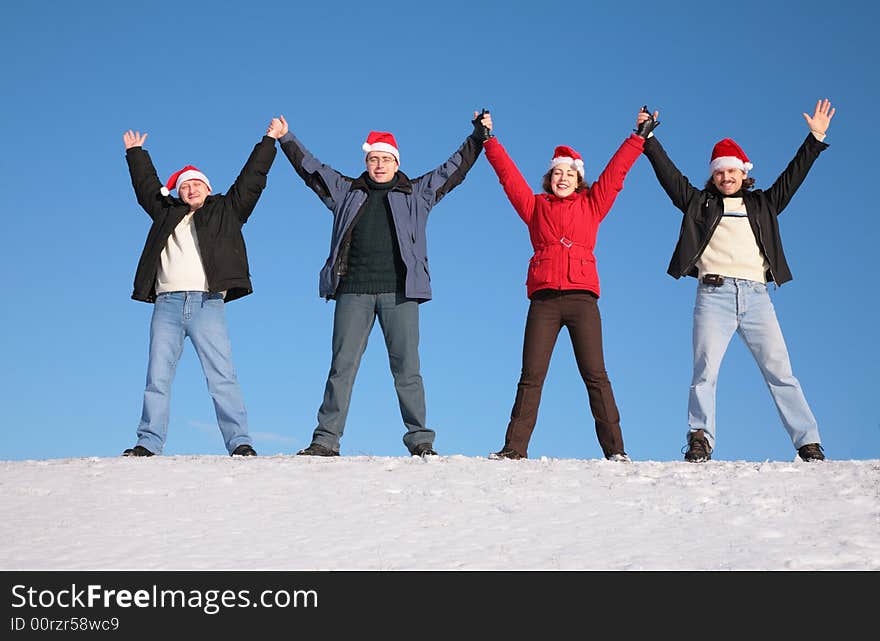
[365,152,398,183]
[549,164,579,198]
[711,167,746,195]
[178,179,210,211]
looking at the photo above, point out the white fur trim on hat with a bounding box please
[549,156,585,178]
[362,142,400,164]
[709,157,753,174]
[173,169,211,192]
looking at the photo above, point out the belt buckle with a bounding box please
[560,236,573,248]
[703,274,724,287]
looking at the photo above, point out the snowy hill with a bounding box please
[3,455,877,571]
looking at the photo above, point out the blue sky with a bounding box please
[2,0,877,462]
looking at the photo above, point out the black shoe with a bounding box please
[412,443,438,457]
[297,443,339,457]
[606,452,631,462]
[489,447,524,460]
[798,443,825,462]
[231,444,257,457]
[684,429,712,463]
[122,445,154,457]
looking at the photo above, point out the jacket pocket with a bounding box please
[568,254,596,284]
[528,256,551,285]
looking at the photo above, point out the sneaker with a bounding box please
[412,443,438,457]
[489,447,524,460]
[684,429,712,463]
[797,443,825,462]
[607,452,631,462]
[296,443,339,457]
[231,444,257,457]
[122,445,154,457]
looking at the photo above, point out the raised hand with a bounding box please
[803,98,835,136]
[267,115,289,139]
[471,109,493,141]
[123,130,147,149]
[635,106,660,138]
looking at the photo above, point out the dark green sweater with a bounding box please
[336,174,406,295]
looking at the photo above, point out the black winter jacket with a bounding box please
[642,133,828,285]
[126,136,277,303]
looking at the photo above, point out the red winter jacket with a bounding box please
[484,135,644,298]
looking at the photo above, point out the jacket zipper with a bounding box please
[747,196,776,284]
[686,195,723,273]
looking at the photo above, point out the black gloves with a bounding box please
[635,105,660,138]
[471,108,493,142]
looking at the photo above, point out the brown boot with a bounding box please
[684,429,712,463]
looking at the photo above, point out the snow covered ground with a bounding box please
[2,454,877,571]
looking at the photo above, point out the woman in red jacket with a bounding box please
[480,108,656,461]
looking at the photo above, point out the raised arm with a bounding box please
[275,115,351,211]
[481,112,537,224]
[410,111,486,207]
[763,99,834,215]
[223,121,279,224]
[586,109,648,220]
[641,108,701,214]
[123,129,166,221]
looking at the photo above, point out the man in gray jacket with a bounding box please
[273,113,488,456]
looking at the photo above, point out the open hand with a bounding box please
[123,130,147,149]
[803,99,835,136]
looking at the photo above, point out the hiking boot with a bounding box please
[122,445,154,457]
[684,429,712,463]
[231,444,257,457]
[412,443,438,457]
[607,452,631,462]
[296,443,339,457]
[797,443,825,462]
[489,447,524,460]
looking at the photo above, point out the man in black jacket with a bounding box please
[639,99,835,463]
[121,119,282,457]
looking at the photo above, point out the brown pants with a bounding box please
[503,290,624,458]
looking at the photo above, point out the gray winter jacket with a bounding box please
[279,131,482,301]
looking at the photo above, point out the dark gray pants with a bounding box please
[311,292,435,454]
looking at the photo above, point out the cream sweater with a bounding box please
[155,211,210,295]
[696,197,769,283]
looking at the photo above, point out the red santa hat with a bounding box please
[549,145,585,178]
[160,165,212,196]
[361,131,400,165]
[709,138,753,174]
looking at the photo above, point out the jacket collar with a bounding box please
[351,171,413,195]
[543,191,580,203]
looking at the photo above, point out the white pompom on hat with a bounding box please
[549,145,585,178]
[362,131,400,165]
[160,165,212,196]
[709,138,753,175]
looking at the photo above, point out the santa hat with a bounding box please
[361,131,400,165]
[160,165,212,196]
[709,138,753,174]
[549,145,585,178]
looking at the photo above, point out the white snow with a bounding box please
[2,455,877,571]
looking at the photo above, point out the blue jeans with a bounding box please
[136,291,252,454]
[311,292,434,453]
[688,278,821,451]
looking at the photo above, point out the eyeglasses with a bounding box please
[366,156,397,166]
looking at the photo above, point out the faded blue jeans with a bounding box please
[310,292,434,454]
[688,278,821,451]
[136,291,252,455]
